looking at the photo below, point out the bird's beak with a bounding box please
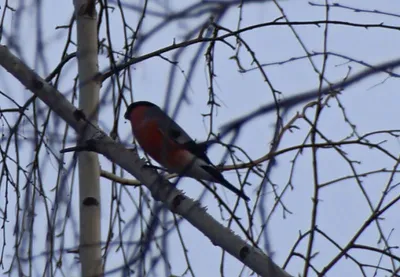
[124,107,132,119]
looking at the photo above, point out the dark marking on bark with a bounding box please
[239,246,250,261]
[32,78,43,89]
[83,197,99,206]
[172,194,185,208]
[78,0,96,17]
[73,109,86,121]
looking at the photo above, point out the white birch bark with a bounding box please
[73,0,102,276]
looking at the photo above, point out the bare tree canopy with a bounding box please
[0,1,399,276]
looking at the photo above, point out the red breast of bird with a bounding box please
[127,104,214,181]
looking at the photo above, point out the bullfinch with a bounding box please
[124,101,250,201]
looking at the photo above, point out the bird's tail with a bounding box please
[219,178,250,202]
[201,165,250,201]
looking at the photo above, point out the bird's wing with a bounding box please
[149,105,213,164]
[181,140,212,164]
[157,126,213,164]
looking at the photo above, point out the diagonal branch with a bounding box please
[0,45,292,277]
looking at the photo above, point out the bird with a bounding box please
[124,101,250,201]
